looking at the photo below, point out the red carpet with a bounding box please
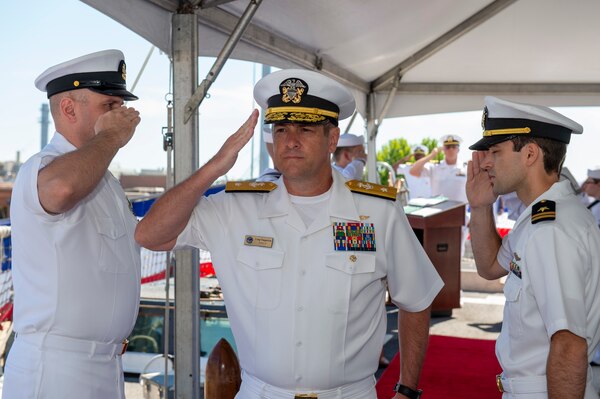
[376,335,502,399]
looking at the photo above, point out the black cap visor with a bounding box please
[469,135,515,151]
[88,87,138,101]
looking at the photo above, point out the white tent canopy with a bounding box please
[82,0,600,119]
[79,1,600,397]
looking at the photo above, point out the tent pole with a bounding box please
[184,0,263,123]
[172,13,201,399]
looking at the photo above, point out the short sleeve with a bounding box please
[526,226,588,339]
[385,204,444,311]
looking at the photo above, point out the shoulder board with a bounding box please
[430,160,440,164]
[345,180,397,201]
[405,161,413,165]
[531,199,556,224]
[225,181,277,193]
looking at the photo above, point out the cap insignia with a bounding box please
[481,106,488,129]
[73,81,80,87]
[119,60,127,81]
[225,181,277,193]
[280,78,307,104]
[345,180,397,201]
[531,199,556,224]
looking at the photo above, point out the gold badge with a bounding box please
[359,215,370,220]
[244,235,274,248]
[280,78,307,104]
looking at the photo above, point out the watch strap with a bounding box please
[393,383,422,399]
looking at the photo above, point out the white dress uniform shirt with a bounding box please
[176,169,443,394]
[396,163,432,200]
[4,132,141,399]
[332,159,365,181]
[496,180,600,398]
[418,160,468,203]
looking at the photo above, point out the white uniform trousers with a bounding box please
[3,333,125,399]
[236,370,377,399]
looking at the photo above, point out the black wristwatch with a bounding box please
[393,383,422,399]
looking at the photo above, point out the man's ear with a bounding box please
[328,126,340,153]
[60,97,77,123]
[524,142,540,166]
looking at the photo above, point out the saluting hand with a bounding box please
[207,109,259,177]
[466,151,497,209]
[94,106,141,148]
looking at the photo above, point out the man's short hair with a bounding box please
[511,136,567,175]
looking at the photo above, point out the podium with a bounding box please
[404,200,466,315]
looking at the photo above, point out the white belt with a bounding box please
[239,370,376,399]
[17,332,128,358]
[497,374,546,394]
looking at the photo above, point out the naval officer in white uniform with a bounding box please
[4,50,141,399]
[136,69,443,399]
[331,133,367,181]
[394,145,432,200]
[408,135,468,204]
[467,96,600,398]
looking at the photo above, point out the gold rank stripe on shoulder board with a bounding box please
[531,199,556,224]
[345,180,397,201]
[225,181,277,193]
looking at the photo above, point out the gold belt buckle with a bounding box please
[120,338,129,355]
[294,395,318,399]
[496,374,504,393]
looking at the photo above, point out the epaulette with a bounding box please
[225,181,277,193]
[431,159,440,164]
[345,180,397,201]
[531,199,555,224]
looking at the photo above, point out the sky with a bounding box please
[2,0,598,183]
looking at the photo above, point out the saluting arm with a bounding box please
[38,106,140,214]
[135,110,258,251]
[408,148,437,177]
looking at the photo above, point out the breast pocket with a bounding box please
[325,252,376,314]
[95,217,129,274]
[503,274,523,338]
[236,246,284,309]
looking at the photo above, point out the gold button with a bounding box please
[349,255,357,262]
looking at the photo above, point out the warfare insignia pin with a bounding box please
[509,255,522,279]
[333,222,376,251]
[531,199,556,224]
[280,78,307,104]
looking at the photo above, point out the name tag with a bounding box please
[244,235,274,248]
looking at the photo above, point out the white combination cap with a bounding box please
[588,166,600,180]
[254,69,355,126]
[34,49,137,101]
[440,134,462,146]
[337,133,364,148]
[411,144,428,154]
[470,96,583,150]
[262,125,273,144]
